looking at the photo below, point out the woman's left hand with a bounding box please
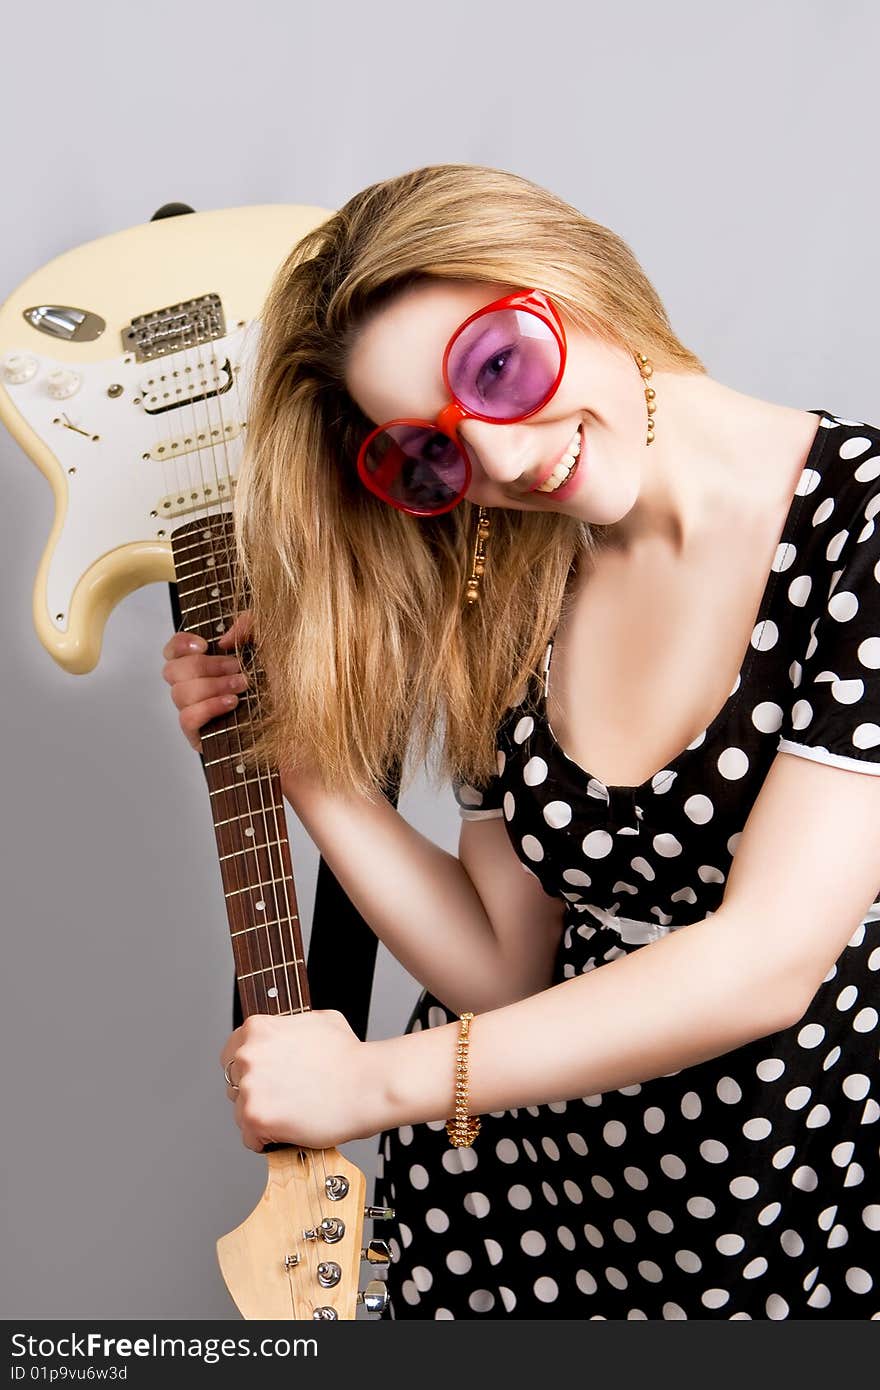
[220,1010,386,1151]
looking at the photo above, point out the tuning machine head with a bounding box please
[357,1279,390,1316]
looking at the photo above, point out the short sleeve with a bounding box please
[452,769,505,820]
[777,502,880,775]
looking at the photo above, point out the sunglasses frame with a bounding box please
[355,288,568,516]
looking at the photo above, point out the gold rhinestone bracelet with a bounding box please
[445,1011,481,1148]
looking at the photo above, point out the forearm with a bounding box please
[373,911,805,1126]
[281,767,519,1011]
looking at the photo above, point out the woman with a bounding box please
[162,163,880,1319]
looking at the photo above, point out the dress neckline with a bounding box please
[539,407,832,798]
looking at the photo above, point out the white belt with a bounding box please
[577,898,880,945]
[578,902,676,944]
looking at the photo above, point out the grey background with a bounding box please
[2,0,878,1319]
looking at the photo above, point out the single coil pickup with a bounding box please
[156,475,237,518]
[142,419,243,460]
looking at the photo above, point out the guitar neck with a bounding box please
[170,513,310,1020]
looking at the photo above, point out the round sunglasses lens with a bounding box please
[361,424,468,513]
[446,307,562,420]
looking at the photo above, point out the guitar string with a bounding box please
[182,325,287,1028]
[217,319,334,1306]
[223,324,336,1298]
[171,322,306,1317]
[148,334,304,1296]
[156,310,326,1310]
[169,326,280,1025]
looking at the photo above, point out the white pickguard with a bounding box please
[2,319,262,630]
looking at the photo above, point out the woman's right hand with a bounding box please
[161,610,253,752]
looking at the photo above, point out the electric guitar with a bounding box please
[0,201,392,1320]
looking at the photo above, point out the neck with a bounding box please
[170,515,311,1020]
[607,372,806,557]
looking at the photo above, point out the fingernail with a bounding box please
[185,638,205,651]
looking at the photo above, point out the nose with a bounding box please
[457,418,531,489]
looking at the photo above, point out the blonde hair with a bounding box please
[232,163,707,801]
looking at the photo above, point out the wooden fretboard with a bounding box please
[170,513,310,1020]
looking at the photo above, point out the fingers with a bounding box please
[162,625,253,753]
[162,630,207,662]
[217,609,254,650]
[162,652,245,687]
[178,693,244,752]
[162,607,252,664]
[171,672,249,712]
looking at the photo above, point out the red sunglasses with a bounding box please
[356,288,567,516]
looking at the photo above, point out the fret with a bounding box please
[172,547,233,570]
[237,958,306,982]
[176,585,234,608]
[171,529,233,559]
[203,751,250,768]
[173,564,236,588]
[200,724,249,742]
[171,558,232,581]
[177,617,230,636]
[214,808,284,829]
[177,595,237,620]
[222,878,291,900]
[230,918,299,938]
[172,522,234,547]
[218,838,288,861]
[210,775,274,797]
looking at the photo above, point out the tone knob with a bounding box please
[2,353,38,385]
[47,368,82,400]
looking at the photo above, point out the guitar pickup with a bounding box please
[138,355,235,415]
[143,419,243,460]
[156,475,237,518]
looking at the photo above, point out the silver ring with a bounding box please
[223,1061,239,1090]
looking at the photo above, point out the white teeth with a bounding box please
[534,425,583,493]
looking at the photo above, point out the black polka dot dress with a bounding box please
[372,409,880,1319]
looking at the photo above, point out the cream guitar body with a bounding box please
[0,204,323,673]
[0,204,393,1319]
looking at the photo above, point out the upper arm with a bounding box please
[722,464,880,1012]
[719,749,880,1015]
[458,814,565,1000]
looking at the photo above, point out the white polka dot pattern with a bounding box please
[387,414,880,1319]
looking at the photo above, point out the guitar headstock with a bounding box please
[216,1146,393,1320]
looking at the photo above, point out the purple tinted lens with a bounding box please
[446,307,562,420]
[361,423,468,512]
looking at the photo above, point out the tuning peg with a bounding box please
[364,1205,395,1221]
[357,1279,390,1315]
[360,1239,391,1265]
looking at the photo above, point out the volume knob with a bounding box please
[2,353,38,385]
[47,368,81,400]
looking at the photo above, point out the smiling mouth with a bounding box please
[530,423,583,494]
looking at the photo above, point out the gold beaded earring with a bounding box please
[635,351,656,445]
[465,505,491,606]
[465,357,655,605]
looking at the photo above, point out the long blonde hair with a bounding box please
[232,163,707,801]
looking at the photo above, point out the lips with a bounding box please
[527,423,583,495]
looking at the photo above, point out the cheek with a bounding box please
[561,344,639,423]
